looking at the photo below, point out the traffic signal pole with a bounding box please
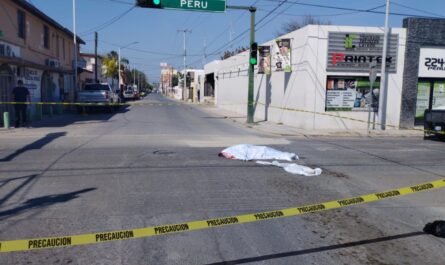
[136,2,257,123]
[227,5,257,124]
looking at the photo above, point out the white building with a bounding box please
[205,25,408,130]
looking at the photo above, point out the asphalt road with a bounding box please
[1,94,445,264]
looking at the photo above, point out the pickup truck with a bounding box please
[77,83,120,112]
[424,108,445,139]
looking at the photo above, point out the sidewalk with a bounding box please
[200,104,424,138]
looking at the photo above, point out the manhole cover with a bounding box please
[153,150,176,156]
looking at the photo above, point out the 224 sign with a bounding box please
[425,57,445,69]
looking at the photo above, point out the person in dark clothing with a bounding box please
[11,80,31,128]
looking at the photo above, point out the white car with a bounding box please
[123,87,135,100]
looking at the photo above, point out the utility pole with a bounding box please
[378,0,390,130]
[226,5,256,124]
[118,41,138,94]
[94,32,98,83]
[178,29,192,101]
[72,0,78,93]
[203,38,207,67]
[118,48,121,91]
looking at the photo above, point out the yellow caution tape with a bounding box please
[2,101,444,135]
[1,178,444,253]
[0,101,183,107]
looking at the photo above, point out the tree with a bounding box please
[220,46,249,60]
[102,50,130,84]
[275,15,331,37]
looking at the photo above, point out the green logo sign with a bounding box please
[0,30,4,38]
[344,34,356,49]
[163,0,226,12]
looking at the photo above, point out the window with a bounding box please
[62,38,66,60]
[56,35,60,57]
[17,10,26,39]
[44,25,50,49]
[325,76,380,112]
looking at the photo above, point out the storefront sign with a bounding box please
[327,32,398,73]
[418,47,445,78]
[24,68,42,90]
[0,40,21,58]
[274,39,292,72]
[258,46,271,75]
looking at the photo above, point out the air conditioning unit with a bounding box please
[46,59,60,68]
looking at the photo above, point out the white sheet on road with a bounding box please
[256,161,322,176]
[219,144,298,161]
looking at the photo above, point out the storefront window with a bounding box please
[415,82,430,122]
[326,76,380,111]
[433,81,445,110]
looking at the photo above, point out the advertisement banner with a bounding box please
[258,46,271,75]
[274,39,291,72]
[418,48,445,78]
[326,77,380,111]
[327,32,399,73]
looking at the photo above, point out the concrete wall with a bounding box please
[207,25,407,130]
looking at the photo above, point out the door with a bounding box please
[0,65,14,125]
[432,81,445,110]
[41,72,53,115]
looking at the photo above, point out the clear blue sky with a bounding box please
[29,0,445,82]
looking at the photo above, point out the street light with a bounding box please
[118,41,139,91]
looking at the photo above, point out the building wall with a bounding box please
[0,0,75,69]
[0,0,82,123]
[208,25,407,130]
[400,18,445,128]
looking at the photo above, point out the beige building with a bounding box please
[0,0,84,122]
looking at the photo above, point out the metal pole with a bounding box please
[73,0,78,93]
[95,32,98,83]
[378,0,390,130]
[179,29,191,101]
[367,80,374,134]
[118,47,121,92]
[247,7,256,124]
[226,5,257,123]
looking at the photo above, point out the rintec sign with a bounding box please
[163,0,226,12]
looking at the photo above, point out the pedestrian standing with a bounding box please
[11,80,31,128]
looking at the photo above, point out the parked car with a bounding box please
[123,86,135,100]
[77,83,120,112]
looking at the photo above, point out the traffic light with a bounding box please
[250,42,258,65]
[136,0,162,8]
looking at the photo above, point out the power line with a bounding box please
[391,1,445,18]
[80,6,135,36]
[263,0,443,18]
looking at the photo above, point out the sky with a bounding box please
[28,0,445,82]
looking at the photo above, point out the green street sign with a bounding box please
[0,30,4,38]
[137,0,226,12]
[154,0,226,12]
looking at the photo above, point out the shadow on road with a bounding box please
[0,174,38,206]
[30,106,130,128]
[207,232,425,265]
[0,132,66,162]
[0,188,96,219]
